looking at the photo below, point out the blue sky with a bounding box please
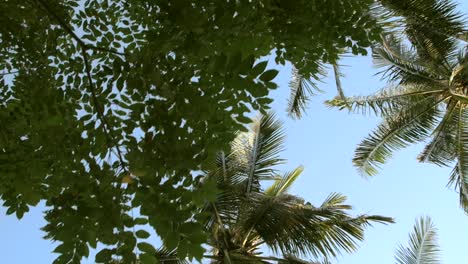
[2,2,468,263]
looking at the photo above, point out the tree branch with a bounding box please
[82,49,128,174]
[0,70,19,77]
[84,44,126,56]
[36,0,128,175]
[36,0,125,57]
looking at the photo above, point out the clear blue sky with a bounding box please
[1,2,467,263]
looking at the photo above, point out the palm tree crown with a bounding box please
[193,113,393,263]
[327,0,468,212]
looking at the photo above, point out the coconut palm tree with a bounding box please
[327,0,468,212]
[395,216,440,264]
[149,112,392,263]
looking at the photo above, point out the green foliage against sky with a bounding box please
[114,113,393,264]
[395,217,440,264]
[0,0,385,263]
[182,113,392,263]
[328,0,468,212]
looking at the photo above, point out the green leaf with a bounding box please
[135,218,149,225]
[139,253,158,264]
[137,242,157,255]
[95,249,113,263]
[259,69,279,82]
[53,243,71,254]
[251,61,268,77]
[136,230,151,239]
[236,115,252,124]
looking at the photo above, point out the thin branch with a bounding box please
[36,0,128,175]
[36,0,84,47]
[84,44,126,56]
[0,70,19,77]
[36,0,126,57]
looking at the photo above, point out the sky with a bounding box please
[1,2,468,263]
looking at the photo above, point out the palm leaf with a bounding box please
[155,248,190,264]
[373,35,444,84]
[448,107,468,212]
[236,192,393,259]
[326,85,444,117]
[417,102,458,166]
[395,216,440,264]
[332,63,348,108]
[265,166,304,197]
[354,96,444,176]
[232,112,286,195]
[447,165,468,213]
[279,254,331,264]
[287,67,322,119]
[381,0,466,61]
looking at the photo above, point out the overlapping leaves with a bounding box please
[192,113,393,263]
[1,0,388,262]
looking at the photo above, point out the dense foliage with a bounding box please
[328,0,468,212]
[129,113,393,263]
[193,113,392,263]
[0,0,386,262]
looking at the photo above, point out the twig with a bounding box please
[36,0,125,56]
[0,70,19,77]
[36,0,128,174]
[82,49,128,174]
[85,44,126,56]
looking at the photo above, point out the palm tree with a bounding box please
[327,0,468,212]
[395,216,440,264]
[150,113,393,263]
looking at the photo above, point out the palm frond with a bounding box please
[448,107,468,212]
[325,84,444,117]
[279,254,331,264]
[373,35,444,84]
[151,247,190,264]
[395,216,440,264]
[265,166,304,197]
[332,63,348,108]
[287,67,323,119]
[319,193,350,210]
[232,112,286,195]
[381,0,466,62]
[354,96,444,176]
[236,192,393,259]
[417,102,458,166]
[447,165,468,213]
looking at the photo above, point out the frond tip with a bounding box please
[287,67,322,119]
[265,166,304,196]
[395,216,440,264]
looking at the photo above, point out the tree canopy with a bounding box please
[0,0,387,263]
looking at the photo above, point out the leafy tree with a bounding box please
[395,216,440,264]
[327,0,468,212]
[1,0,388,262]
[136,113,393,263]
